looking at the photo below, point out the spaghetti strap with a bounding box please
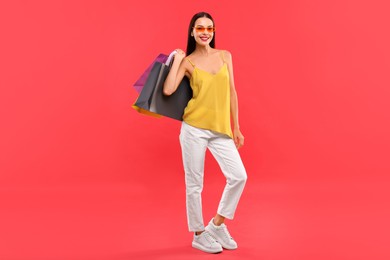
[220,51,225,63]
[186,58,195,68]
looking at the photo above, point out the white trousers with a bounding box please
[179,122,247,232]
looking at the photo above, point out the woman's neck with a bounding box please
[194,45,213,56]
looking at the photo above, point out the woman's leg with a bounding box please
[179,122,209,232]
[207,135,247,221]
[213,214,226,226]
[205,134,247,249]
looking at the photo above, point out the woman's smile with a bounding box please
[199,35,210,41]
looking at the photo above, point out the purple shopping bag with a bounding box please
[133,54,168,93]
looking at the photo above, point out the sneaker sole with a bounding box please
[205,229,238,250]
[192,241,223,254]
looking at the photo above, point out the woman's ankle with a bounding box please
[213,214,226,226]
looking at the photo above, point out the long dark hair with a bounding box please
[186,12,216,56]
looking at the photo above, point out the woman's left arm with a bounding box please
[225,50,244,149]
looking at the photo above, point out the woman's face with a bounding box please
[192,17,214,47]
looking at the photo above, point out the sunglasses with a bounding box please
[193,26,216,33]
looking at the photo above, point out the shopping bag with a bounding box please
[133,53,168,93]
[132,51,192,121]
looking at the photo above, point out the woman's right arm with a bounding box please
[163,50,187,96]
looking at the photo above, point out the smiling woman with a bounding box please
[162,12,248,254]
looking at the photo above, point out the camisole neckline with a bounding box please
[193,63,227,76]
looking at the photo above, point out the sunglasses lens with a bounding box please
[194,27,215,33]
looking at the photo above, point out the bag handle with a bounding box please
[165,50,178,66]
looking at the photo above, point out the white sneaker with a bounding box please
[192,230,223,253]
[205,218,238,250]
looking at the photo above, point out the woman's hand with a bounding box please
[174,49,186,60]
[233,128,244,149]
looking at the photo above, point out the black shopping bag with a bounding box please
[132,51,192,121]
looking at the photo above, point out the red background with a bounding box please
[1,1,389,259]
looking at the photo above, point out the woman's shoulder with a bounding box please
[185,53,194,60]
[184,54,195,68]
[216,49,232,62]
[216,49,231,54]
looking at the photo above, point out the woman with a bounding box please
[163,12,247,254]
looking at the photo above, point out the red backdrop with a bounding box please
[1,1,389,259]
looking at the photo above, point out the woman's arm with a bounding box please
[163,50,187,96]
[225,50,245,149]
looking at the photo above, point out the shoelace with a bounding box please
[203,231,218,244]
[221,224,233,239]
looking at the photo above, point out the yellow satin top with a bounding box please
[182,51,233,138]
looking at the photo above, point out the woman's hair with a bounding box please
[186,12,216,56]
